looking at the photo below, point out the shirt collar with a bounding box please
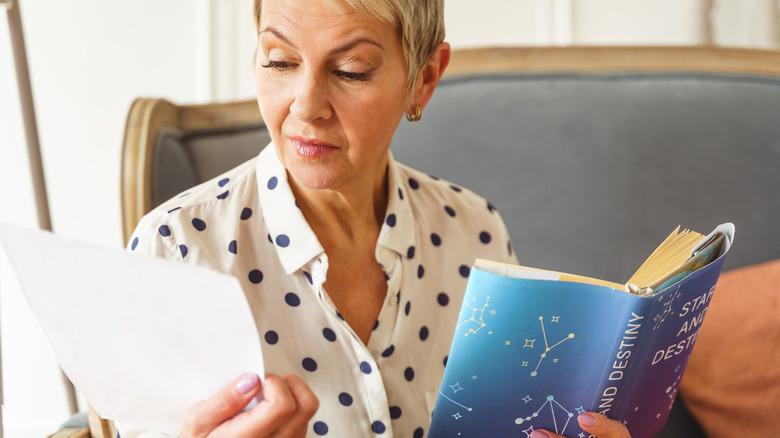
[256,144,324,275]
[377,151,418,258]
[256,145,417,273]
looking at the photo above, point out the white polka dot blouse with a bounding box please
[125,144,517,437]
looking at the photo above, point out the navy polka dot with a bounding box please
[420,326,429,341]
[371,421,386,434]
[407,246,415,259]
[385,214,396,227]
[267,233,273,243]
[228,240,237,254]
[323,328,336,342]
[508,241,514,256]
[267,176,278,190]
[167,206,181,214]
[240,207,253,220]
[302,357,317,372]
[389,406,402,419]
[179,244,188,258]
[487,201,497,213]
[276,234,290,247]
[313,421,328,435]
[158,225,170,237]
[450,184,462,192]
[178,192,190,198]
[336,311,345,320]
[373,320,379,331]
[444,206,456,217]
[408,177,420,189]
[248,269,263,284]
[360,361,372,374]
[404,367,415,381]
[339,392,353,406]
[480,231,492,243]
[430,233,442,246]
[405,301,411,316]
[304,271,314,284]
[398,188,404,200]
[381,345,395,357]
[217,190,229,199]
[459,265,471,277]
[192,218,206,231]
[264,330,278,345]
[437,293,449,306]
[428,173,440,180]
[131,237,139,250]
[218,177,229,187]
[417,265,425,279]
[285,292,301,307]
[443,356,448,366]
[414,428,424,438]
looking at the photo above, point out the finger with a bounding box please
[530,429,564,438]
[578,412,632,438]
[269,374,320,437]
[221,373,299,437]
[180,372,262,438]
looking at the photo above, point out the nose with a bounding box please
[290,70,332,123]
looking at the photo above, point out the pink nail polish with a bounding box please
[578,413,599,427]
[235,373,260,394]
[530,431,551,438]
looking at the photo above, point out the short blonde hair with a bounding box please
[253,0,445,96]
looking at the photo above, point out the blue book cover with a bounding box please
[428,224,733,438]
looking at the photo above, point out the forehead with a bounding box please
[260,0,394,41]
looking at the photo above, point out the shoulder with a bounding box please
[128,157,261,260]
[395,161,500,225]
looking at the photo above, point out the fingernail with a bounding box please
[530,431,551,438]
[235,373,260,394]
[578,413,598,427]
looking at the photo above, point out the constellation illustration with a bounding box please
[515,395,577,436]
[652,285,683,330]
[438,381,473,413]
[523,316,575,376]
[457,296,492,336]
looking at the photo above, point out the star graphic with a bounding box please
[522,426,535,437]
[488,331,493,335]
[579,433,586,438]
[522,395,532,404]
[490,309,497,315]
[471,375,478,380]
[553,358,559,363]
[453,412,462,420]
[576,406,586,414]
[521,361,529,367]
[523,339,536,348]
[450,382,463,393]
[506,340,511,345]
[551,316,560,323]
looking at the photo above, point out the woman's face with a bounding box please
[255,0,409,192]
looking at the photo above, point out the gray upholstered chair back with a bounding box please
[393,69,780,281]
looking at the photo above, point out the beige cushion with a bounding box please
[680,259,780,437]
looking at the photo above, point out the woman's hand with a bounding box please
[530,412,631,438]
[179,372,319,438]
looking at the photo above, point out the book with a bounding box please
[428,223,734,438]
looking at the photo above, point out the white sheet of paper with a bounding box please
[0,223,264,435]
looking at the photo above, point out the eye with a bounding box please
[262,60,296,70]
[334,70,370,82]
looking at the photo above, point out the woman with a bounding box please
[127,0,632,437]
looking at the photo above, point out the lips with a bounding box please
[290,137,338,159]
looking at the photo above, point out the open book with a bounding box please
[428,223,734,438]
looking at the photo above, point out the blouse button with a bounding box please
[389,295,399,306]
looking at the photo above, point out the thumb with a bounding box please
[180,372,261,437]
[578,412,631,438]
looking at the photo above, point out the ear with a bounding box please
[412,42,451,109]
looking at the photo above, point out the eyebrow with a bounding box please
[260,27,385,54]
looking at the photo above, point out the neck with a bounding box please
[289,154,390,248]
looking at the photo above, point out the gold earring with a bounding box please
[406,104,422,122]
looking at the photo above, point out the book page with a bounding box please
[0,224,264,435]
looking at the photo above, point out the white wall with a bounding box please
[0,1,778,436]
